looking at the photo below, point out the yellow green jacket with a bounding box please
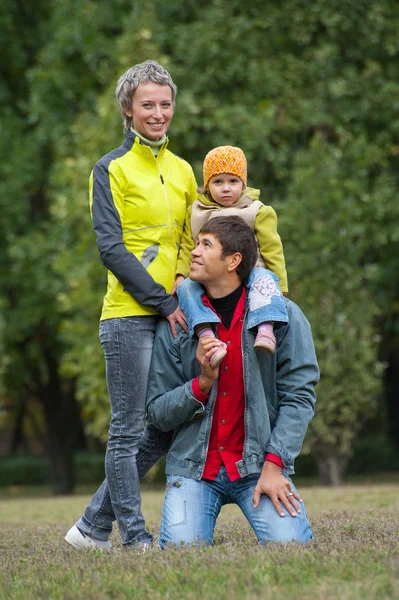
[176,188,288,292]
[90,131,197,320]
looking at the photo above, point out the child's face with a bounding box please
[208,173,244,207]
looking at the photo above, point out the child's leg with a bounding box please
[177,278,220,337]
[177,279,227,368]
[245,268,289,355]
[177,279,227,369]
[196,326,227,369]
[254,322,276,353]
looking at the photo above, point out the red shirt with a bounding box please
[191,288,283,481]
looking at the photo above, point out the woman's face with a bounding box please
[127,82,174,141]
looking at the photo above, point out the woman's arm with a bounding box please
[90,159,178,317]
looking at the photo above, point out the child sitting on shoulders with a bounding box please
[175,145,288,368]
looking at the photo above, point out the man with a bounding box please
[147,216,319,546]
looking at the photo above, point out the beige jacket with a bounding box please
[176,188,288,292]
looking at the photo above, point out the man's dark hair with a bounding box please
[199,216,258,281]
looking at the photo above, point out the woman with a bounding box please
[65,60,197,549]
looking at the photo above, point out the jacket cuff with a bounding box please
[160,295,179,317]
[175,263,190,279]
[265,443,294,474]
[191,377,210,404]
[265,453,284,468]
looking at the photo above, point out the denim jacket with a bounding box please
[147,297,319,479]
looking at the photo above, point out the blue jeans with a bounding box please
[160,466,313,547]
[177,268,288,337]
[76,317,172,546]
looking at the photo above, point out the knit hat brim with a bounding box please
[203,146,247,188]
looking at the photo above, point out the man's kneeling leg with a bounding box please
[159,475,223,548]
[234,474,314,544]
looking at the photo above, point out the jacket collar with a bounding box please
[124,130,169,157]
[197,187,260,209]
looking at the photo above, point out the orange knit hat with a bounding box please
[203,146,247,188]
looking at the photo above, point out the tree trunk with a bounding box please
[10,395,26,454]
[35,348,83,495]
[382,333,399,450]
[316,450,348,486]
[42,381,82,495]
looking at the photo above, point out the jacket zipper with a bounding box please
[154,153,172,265]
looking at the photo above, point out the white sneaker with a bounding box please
[65,525,111,551]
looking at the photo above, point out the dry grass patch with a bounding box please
[0,483,398,599]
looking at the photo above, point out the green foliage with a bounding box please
[1,0,399,479]
[0,456,49,486]
[0,453,106,486]
[277,136,385,460]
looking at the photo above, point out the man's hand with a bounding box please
[171,275,185,297]
[196,335,221,393]
[253,460,302,517]
[166,306,188,338]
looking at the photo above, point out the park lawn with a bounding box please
[0,483,398,600]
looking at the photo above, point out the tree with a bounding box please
[44,0,399,483]
[2,0,399,489]
[0,0,133,493]
[278,136,384,483]
[152,0,399,482]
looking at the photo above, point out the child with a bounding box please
[175,145,288,368]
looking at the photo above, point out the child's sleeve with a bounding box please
[254,205,288,293]
[176,204,195,278]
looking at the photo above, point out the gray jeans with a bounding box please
[76,316,172,546]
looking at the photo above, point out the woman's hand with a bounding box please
[166,306,188,338]
[171,275,185,297]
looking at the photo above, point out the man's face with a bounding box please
[189,233,229,284]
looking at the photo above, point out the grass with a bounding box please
[0,482,398,599]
